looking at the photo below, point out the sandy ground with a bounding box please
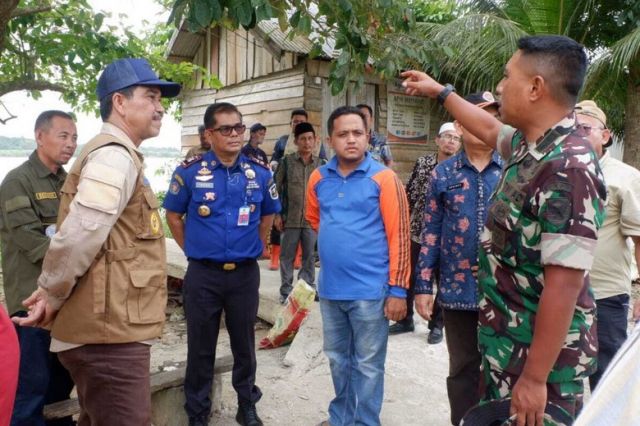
[151,261,452,426]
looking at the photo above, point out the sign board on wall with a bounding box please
[386,80,431,144]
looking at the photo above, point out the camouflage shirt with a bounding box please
[477,114,606,383]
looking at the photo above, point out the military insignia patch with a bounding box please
[150,211,161,235]
[269,183,278,200]
[244,169,256,180]
[173,173,184,186]
[170,181,180,195]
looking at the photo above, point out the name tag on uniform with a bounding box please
[195,182,214,188]
[35,191,57,200]
[237,205,250,226]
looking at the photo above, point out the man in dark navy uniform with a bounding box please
[164,102,280,426]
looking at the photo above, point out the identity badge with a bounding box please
[237,205,250,226]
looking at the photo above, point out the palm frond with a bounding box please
[609,26,640,78]
[417,13,526,93]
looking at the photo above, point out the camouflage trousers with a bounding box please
[479,358,584,419]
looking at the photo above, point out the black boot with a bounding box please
[188,415,208,426]
[236,401,263,426]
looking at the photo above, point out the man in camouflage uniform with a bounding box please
[402,35,606,423]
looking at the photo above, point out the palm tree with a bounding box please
[414,0,640,168]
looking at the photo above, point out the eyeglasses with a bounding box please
[440,134,461,142]
[576,123,605,135]
[210,124,246,136]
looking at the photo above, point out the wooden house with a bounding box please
[166,20,448,180]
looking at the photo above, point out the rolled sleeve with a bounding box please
[538,168,605,271]
[496,125,517,159]
[540,233,597,270]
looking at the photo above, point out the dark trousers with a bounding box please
[183,259,262,419]
[403,241,443,330]
[11,317,74,426]
[279,227,317,296]
[443,309,481,426]
[58,343,150,426]
[590,293,630,390]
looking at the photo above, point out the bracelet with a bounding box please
[437,84,455,106]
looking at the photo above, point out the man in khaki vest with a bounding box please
[13,58,181,425]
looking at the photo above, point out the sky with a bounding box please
[0,0,182,148]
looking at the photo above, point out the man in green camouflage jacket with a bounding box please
[402,35,606,424]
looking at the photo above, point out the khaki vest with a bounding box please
[51,134,167,344]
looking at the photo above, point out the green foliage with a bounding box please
[416,0,640,136]
[0,0,214,119]
[169,0,449,94]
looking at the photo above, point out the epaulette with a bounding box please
[181,154,203,168]
[247,155,269,170]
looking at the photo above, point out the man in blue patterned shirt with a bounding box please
[414,92,503,425]
[357,104,393,167]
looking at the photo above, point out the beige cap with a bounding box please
[575,100,607,127]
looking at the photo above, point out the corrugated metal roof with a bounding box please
[166,22,204,62]
[166,17,337,61]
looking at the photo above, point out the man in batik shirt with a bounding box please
[389,122,460,343]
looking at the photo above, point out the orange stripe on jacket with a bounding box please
[372,168,411,289]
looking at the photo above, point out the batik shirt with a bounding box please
[368,131,393,166]
[477,114,607,383]
[415,150,503,310]
[406,153,438,243]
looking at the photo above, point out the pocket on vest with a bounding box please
[127,269,167,324]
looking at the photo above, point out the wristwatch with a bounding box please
[437,84,455,106]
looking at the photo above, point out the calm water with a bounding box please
[0,156,180,194]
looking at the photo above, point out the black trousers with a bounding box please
[404,240,443,330]
[183,259,262,419]
[589,293,630,390]
[443,309,481,426]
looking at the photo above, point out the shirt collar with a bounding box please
[100,123,143,156]
[454,150,502,171]
[528,112,576,161]
[326,152,371,175]
[600,150,611,166]
[207,151,247,171]
[29,150,67,179]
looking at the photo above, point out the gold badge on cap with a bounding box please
[198,205,211,217]
[244,169,256,180]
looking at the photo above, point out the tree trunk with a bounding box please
[622,63,640,170]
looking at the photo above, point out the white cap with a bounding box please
[438,122,456,135]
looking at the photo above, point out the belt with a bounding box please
[191,258,255,271]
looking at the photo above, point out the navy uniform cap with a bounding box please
[96,58,181,101]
